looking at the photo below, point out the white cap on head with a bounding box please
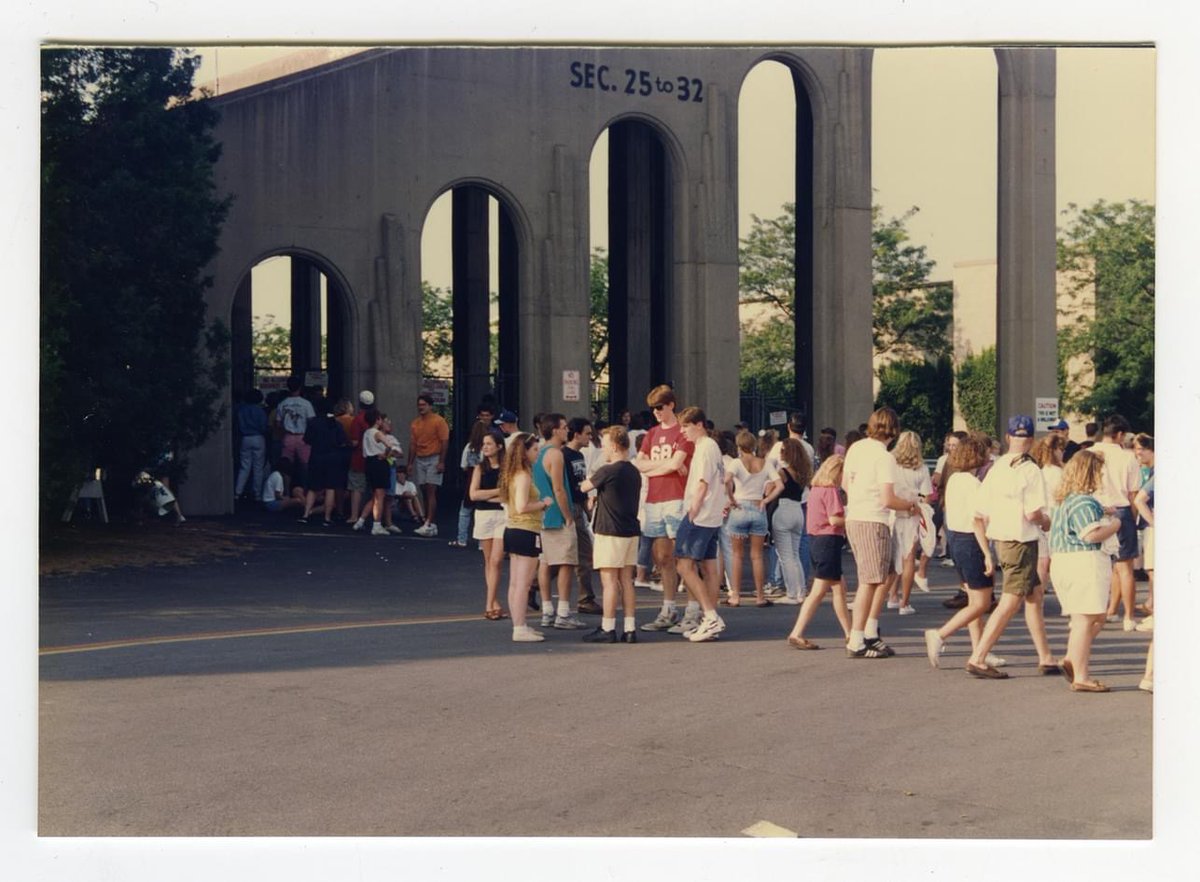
[359,390,375,406]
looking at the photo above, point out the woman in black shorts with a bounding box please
[785,454,851,649]
[499,432,553,643]
[923,436,995,667]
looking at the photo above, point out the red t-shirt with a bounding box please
[639,423,694,504]
[348,410,371,471]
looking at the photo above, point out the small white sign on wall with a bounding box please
[1035,397,1059,432]
[562,370,580,402]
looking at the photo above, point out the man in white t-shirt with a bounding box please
[842,407,919,658]
[1092,414,1143,629]
[965,414,1056,679]
[673,406,728,643]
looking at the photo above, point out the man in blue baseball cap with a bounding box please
[961,414,1058,679]
[1048,418,1081,463]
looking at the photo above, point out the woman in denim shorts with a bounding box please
[923,436,996,667]
[723,430,771,606]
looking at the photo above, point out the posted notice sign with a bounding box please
[562,370,581,402]
[769,410,788,426]
[1035,397,1059,432]
[421,378,450,405]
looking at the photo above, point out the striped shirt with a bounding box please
[1049,493,1105,554]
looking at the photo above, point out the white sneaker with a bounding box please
[1123,618,1137,632]
[985,653,1007,668]
[940,558,957,568]
[886,598,901,610]
[414,523,436,537]
[640,608,679,631]
[668,609,703,635]
[648,580,664,592]
[386,524,403,535]
[687,614,726,642]
[553,614,587,630]
[512,626,545,643]
[914,575,930,593]
[634,579,653,589]
[923,629,945,668]
[899,605,917,616]
[776,596,801,605]
[352,519,365,531]
[763,584,786,598]
[1136,615,1154,632]
[370,523,388,536]
[540,611,555,628]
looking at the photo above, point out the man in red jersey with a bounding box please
[634,385,698,633]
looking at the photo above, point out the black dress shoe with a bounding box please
[942,590,968,609]
[577,598,603,615]
[620,630,638,644]
[583,626,617,643]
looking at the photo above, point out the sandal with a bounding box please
[756,599,773,608]
[1059,659,1075,686]
[787,636,820,650]
[720,598,740,607]
[1070,680,1111,693]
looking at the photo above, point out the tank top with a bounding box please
[533,446,567,529]
[777,467,806,502]
[505,472,543,532]
[475,464,502,511]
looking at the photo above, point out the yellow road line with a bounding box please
[40,598,681,656]
[39,613,481,656]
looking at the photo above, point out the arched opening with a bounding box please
[419,184,520,484]
[229,252,351,404]
[736,58,814,429]
[590,117,675,420]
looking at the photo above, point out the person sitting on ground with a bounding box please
[262,458,305,513]
[392,464,424,523]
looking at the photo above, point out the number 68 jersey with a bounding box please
[639,423,694,504]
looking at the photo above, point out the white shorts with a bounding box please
[593,534,639,569]
[1050,549,1111,616]
[472,508,506,541]
[413,454,444,486]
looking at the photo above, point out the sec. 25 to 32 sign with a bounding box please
[569,61,705,103]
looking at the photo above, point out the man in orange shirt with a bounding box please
[408,393,450,537]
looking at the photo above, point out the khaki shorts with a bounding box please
[995,539,1040,596]
[347,470,366,493]
[413,454,444,486]
[593,534,639,569]
[539,524,579,566]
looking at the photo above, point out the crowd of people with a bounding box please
[232,378,1155,690]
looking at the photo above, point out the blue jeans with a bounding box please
[719,524,734,587]
[772,499,807,598]
[235,434,267,498]
[456,502,472,544]
[637,533,654,570]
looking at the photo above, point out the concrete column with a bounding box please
[811,48,874,435]
[792,70,815,426]
[231,274,254,396]
[452,186,494,434]
[290,257,322,377]
[497,206,520,412]
[608,121,665,413]
[995,47,1057,436]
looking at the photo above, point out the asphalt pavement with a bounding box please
[38,510,1153,838]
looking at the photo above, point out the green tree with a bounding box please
[41,47,230,517]
[956,347,997,433]
[589,248,610,387]
[1056,199,1155,429]
[738,202,952,403]
[875,357,953,457]
[251,314,291,370]
[422,281,454,375]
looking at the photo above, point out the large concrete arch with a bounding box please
[186,45,1051,514]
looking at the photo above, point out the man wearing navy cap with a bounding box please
[1049,418,1081,463]
[963,415,1058,679]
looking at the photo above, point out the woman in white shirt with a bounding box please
[923,436,995,667]
[723,430,772,607]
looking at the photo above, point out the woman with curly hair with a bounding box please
[499,432,555,642]
[762,438,814,608]
[1049,449,1123,691]
[1031,432,1067,608]
[885,430,932,616]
